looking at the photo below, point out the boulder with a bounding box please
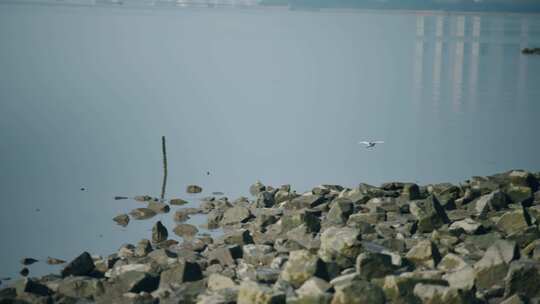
[356,252,396,280]
[413,283,476,304]
[207,273,237,291]
[318,227,362,269]
[250,181,266,196]
[281,210,320,233]
[147,201,170,213]
[409,196,449,233]
[237,280,285,304]
[406,240,441,269]
[331,277,385,304]
[129,208,157,220]
[474,190,508,218]
[290,277,333,304]
[474,240,518,290]
[505,185,533,205]
[169,198,189,206]
[242,244,275,266]
[173,224,199,239]
[152,221,168,243]
[186,185,203,194]
[496,208,531,235]
[503,260,540,299]
[135,239,153,257]
[449,218,484,235]
[221,206,252,225]
[207,246,241,266]
[61,252,95,277]
[255,191,275,208]
[116,271,159,293]
[113,214,130,227]
[14,278,51,296]
[326,199,354,226]
[280,250,327,288]
[57,276,104,299]
[159,259,203,288]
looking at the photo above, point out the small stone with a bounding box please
[152,221,168,243]
[113,214,130,227]
[46,257,66,265]
[221,206,252,225]
[134,195,153,202]
[170,198,189,206]
[129,208,157,220]
[187,185,203,194]
[61,252,95,277]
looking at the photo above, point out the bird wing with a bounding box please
[373,141,384,144]
[358,141,370,145]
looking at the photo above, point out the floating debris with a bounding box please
[19,268,29,277]
[212,192,225,196]
[114,196,129,200]
[129,208,157,220]
[46,257,66,265]
[169,198,188,206]
[20,258,38,265]
[186,185,203,194]
[113,214,130,227]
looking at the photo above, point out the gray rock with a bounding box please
[474,240,518,290]
[280,250,327,288]
[505,185,533,205]
[405,240,441,269]
[250,181,266,196]
[152,221,168,243]
[61,252,95,278]
[147,201,170,213]
[281,210,320,233]
[496,208,532,235]
[169,198,189,206]
[356,252,396,280]
[207,245,241,267]
[474,190,508,218]
[113,214,130,227]
[130,208,157,220]
[413,283,476,304]
[409,195,449,233]
[206,209,224,229]
[326,199,354,226]
[503,260,540,299]
[449,218,484,235]
[255,191,275,208]
[135,239,153,257]
[207,273,237,291]
[318,227,361,269]
[173,210,191,223]
[287,194,326,210]
[221,206,252,225]
[14,278,51,296]
[237,280,285,304]
[57,276,104,299]
[116,271,159,293]
[221,229,254,246]
[159,259,203,288]
[332,277,385,304]
[242,245,275,266]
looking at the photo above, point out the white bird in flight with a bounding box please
[358,140,384,148]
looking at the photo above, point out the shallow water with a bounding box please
[0,3,539,279]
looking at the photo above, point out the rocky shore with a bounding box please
[2,170,540,304]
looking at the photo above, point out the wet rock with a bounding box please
[169,198,188,206]
[187,185,203,194]
[173,224,199,239]
[135,239,153,257]
[159,259,203,288]
[237,280,285,304]
[409,195,449,233]
[221,206,252,225]
[503,260,540,299]
[250,181,266,196]
[242,244,275,266]
[113,214,130,227]
[280,250,326,288]
[173,210,191,223]
[332,277,385,304]
[57,276,104,299]
[405,240,441,269]
[130,208,157,220]
[496,208,531,235]
[474,240,518,290]
[152,221,168,243]
[318,227,361,269]
[147,201,170,213]
[61,252,95,277]
[46,257,66,265]
[20,258,38,265]
[356,252,396,280]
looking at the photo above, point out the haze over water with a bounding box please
[0,2,539,278]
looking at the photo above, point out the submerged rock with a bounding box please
[169,198,189,206]
[187,185,203,194]
[113,214,130,227]
[129,208,157,220]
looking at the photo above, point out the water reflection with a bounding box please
[413,13,537,114]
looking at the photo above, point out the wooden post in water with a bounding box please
[160,136,168,201]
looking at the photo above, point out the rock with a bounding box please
[237,280,285,304]
[409,196,449,233]
[14,278,51,296]
[289,277,333,304]
[500,294,529,304]
[406,240,441,269]
[356,252,396,280]
[46,257,66,265]
[288,194,326,210]
[255,191,275,208]
[318,227,362,269]
[503,260,540,299]
[187,185,203,194]
[135,239,153,257]
[222,229,254,246]
[474,190,508,218]
[326,199,354,226]
[506,185,533,205]
[413,283,475,304]
[403,183,421,200]
[20,258,38,265]
[381,274,447,303]
[173,224,199,239]
[285,224,321,250]
[331,277,385,304]
[19,267,29,277]
[57,276,104,299]
[207,273,237,291]
[474,240,518,290]
[61,251,95,277]
[134,195,154,202]
[169,198,189,206]
[250,181,266,196]
[281,210,321,233]
[207,245,241,266]
[443,265,475,291]
[242,244,275,266]
[221,206,252,225]
[116,271,160,293]
[173,210,191,223]
[280,250,327,288]
[105,264,153,278]
[113,214,130,227]
[147,201,170,213]
[496,208,531,235]
[449,218,484,235]
[159,259,203,287]
[129,208,157,220]
[152,221,168,243]
[437,253,468,272]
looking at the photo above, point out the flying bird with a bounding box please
[358,140,384,148]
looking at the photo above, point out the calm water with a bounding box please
[1,3,540,279]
